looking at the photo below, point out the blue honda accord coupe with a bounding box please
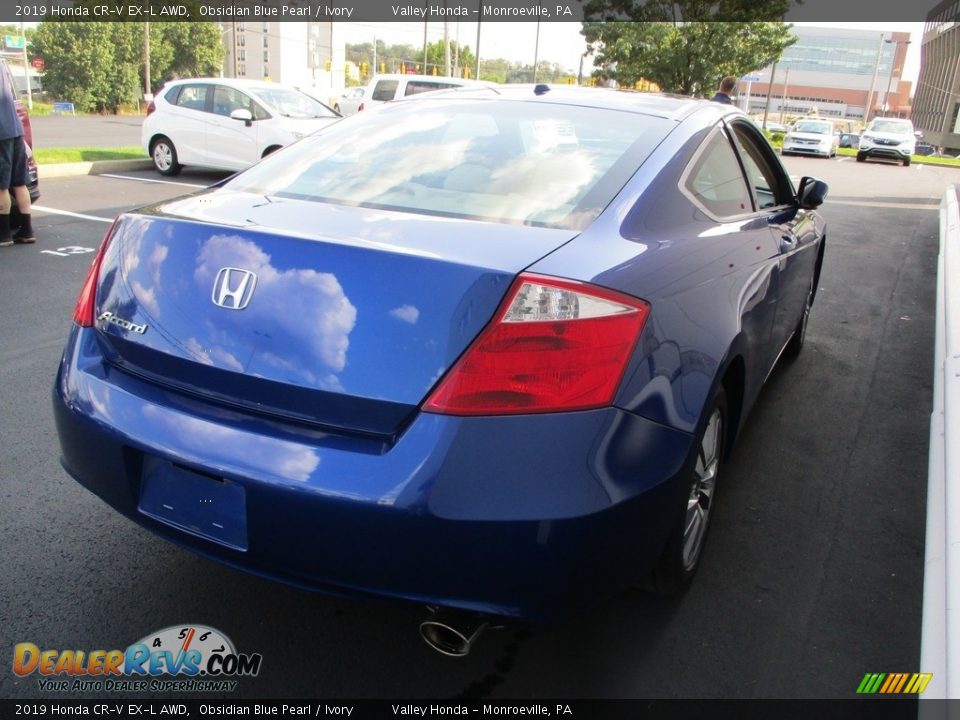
[54,86,826,653]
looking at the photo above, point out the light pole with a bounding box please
[881,38,911,117]
[865,33,886,124]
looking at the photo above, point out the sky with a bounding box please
[342,21,928,87]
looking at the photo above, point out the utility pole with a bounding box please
[422,14,429,74]
[865,33,885,123]
[532,21,540,83]
[474,7,481,80]
[19,21,31,109]
[444,19,450,76]
[143,22,151,100]
[779,67,790,124]
[761,61,776,129]
[881,38,910,117]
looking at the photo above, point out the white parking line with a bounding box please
[98,173,208,189]
[32,205,113,224]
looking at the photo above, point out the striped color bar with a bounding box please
[857,673,933,694]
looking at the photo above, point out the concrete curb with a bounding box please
[919,185,960,705]
[38,158,153,179]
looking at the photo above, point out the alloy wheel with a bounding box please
[683,407,722,571]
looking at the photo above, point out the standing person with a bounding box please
[711,76,737,105]
[0,65,34,246]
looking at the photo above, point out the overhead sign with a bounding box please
[741,74,762,82]
[4,35,25,49]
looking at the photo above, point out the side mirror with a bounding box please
[797,176,828,209]
[230,108,254,127]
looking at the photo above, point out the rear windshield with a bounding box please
[224,98,673,230]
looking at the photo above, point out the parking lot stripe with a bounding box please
[98,173,208,189]
[32,205,114,223]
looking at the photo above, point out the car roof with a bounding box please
[163,77,297,92]
[368,73,481,83]
[411,84,728,123]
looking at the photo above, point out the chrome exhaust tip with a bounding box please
[419,607,490,657]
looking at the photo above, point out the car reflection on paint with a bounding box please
[54,86,828,651]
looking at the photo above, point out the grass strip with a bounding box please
[34,146,146,165]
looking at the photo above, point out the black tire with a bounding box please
[646,388,727,595]
[784,279,814,361]
[151,136,181,176]
[334,104,341,113]
[903,157,911,167]
[856,151,866,162]
[262,145,282,158]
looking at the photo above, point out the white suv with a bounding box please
[142,78,340,175]
[345,74,492,115]
[857,118,917,166]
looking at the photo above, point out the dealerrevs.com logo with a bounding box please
[13,624,262,693]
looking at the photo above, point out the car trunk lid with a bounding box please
[92,191,577,437]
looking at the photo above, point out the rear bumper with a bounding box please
[54,327,695,620]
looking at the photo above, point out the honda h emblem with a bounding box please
[212,268,257,310]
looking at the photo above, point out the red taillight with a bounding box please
[73,220,119,327]
[423,273,650,416]
[146,100,156,116]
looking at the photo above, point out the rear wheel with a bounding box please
[856,151,866,162]
[151,136,181,176]
[646,388,726,594]
[784,280,814,360]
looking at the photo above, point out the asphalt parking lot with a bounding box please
[0,155,943,699]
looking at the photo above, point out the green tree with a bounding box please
[582,0,795,21]
[29,20,224,112]
[30,22,116,112]
[423,40,476,78]
[149,22,224,90]
[582,21,796,96]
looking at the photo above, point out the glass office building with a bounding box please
[740,25,912,122]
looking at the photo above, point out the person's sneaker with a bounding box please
[12,229,35,244]
[0,237,12,247]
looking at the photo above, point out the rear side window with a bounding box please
[371,80,399,101]
[683,129,751,218]
[174,85,208,112]
[225,99,673,230]
[405,81,458,96]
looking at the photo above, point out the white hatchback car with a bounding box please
[142,78,340,175]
